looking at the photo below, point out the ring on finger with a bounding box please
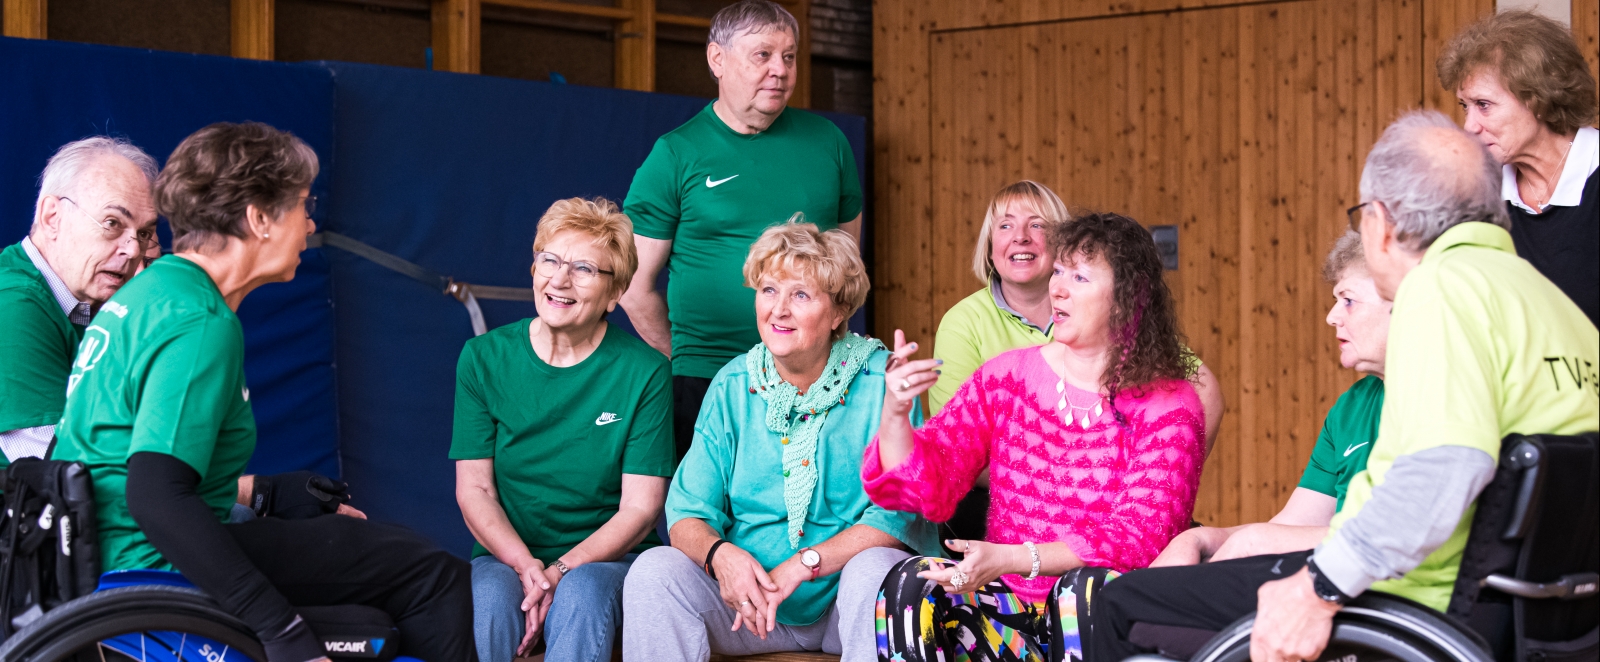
[950,570,969,590]
[739,599,751,607]
[898,379,912,391]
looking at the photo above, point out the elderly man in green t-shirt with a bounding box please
[0,137,158,471]
[620,0,864,459]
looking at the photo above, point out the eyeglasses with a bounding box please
[58,196,158,249]
[1346,200,1387,233]
[532,251,614,285]
[301,195,318,218]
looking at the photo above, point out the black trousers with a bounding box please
[672,375,712,462]
[1086,550,1311,661]
[226,515,477,661]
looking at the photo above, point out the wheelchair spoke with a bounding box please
[177,632,187,661]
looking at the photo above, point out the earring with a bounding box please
[262,233,270,239]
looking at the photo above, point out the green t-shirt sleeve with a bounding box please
[0,289,72,431]
[930,306,983,416]
[622,360,676,477]
[1297,417,1342,497]
[623,138,683,241]
[448,341,496,461]
[129,317,243,479]
[834,129,864,223]
[665,379,735,534]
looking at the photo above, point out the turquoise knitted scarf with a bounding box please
[746,333,883,548]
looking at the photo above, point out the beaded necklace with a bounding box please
[747,333,883,548]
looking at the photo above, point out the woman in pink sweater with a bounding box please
[864,212,1207,662]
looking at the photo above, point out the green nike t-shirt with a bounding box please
[51,256,256,572]
[1297,375,1384,510]
[449,318,676,563]
[624,103,864,378]
[0,242,85,473]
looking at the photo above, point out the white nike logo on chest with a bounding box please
[706,175,738,187]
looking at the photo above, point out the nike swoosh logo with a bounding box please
[706,175,738,188]
[1343,442,1370,457]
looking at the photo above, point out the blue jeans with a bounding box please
[471,553,636,662]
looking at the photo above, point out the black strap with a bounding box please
[311,231,537,336]
[704,539,729,580]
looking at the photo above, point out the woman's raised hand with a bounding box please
[882,329,942,416]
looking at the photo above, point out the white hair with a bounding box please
[1358,111,1508,252]
[708,0,798,48]
[34,136,159,224]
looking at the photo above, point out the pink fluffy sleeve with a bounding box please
[1081,382,1207,571]
[862,372,995,523]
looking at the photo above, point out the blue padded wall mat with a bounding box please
[323,62,868,556]
[0,37,341,478]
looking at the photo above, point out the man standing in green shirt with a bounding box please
[621,0,864,459]
[0,137,158,472]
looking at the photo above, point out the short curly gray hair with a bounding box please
[708,0,798,48]
[1358,110,1508,253]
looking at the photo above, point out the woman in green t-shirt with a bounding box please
[50,122,475,661]
[450,198,675,662]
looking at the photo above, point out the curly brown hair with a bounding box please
[1436,10,1597,136]
[155,122,319,253]
[1048,212,1192,426]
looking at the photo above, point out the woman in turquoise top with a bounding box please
[621,220,938,662]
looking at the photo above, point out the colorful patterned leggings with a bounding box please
[875,556,1118,662]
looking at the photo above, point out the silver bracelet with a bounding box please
[1023,541,1040,580]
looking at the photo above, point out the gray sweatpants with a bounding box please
[621,545,909,662]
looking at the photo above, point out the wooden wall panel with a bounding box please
[1577,0,1600,110]
[879,0,1480,527]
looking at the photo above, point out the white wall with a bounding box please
[1498,0,1572,26]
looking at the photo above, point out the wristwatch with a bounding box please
[551,559,571,576]
[1305,558,1351,605]
[799,547,822,581]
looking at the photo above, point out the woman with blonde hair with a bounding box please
[1438,10,1598,324]
[622,220,937,661]
[453,197,675,662]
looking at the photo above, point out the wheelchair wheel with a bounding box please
[1189,593,1493,662]
[0,584,265,661]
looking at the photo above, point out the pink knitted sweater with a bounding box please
[862,346,1206,602]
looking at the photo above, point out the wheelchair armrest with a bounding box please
[1500,439,1544,540]
[1481,572,1599,600]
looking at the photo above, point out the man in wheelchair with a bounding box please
[35,123,477,662]
[1084,112,1600,661]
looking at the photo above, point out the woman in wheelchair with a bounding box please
[46,122,476,662]
[865,213,1207,661]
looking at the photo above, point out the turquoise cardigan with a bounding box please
[666,346,940,625]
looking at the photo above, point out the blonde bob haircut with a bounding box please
[531,197,638,298]
[971,180,1071,283]
[742,216,869,340]
[1437,10,1597,136]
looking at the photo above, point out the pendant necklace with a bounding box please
[1056,379,1103,429]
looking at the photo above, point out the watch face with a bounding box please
[801,550,821,567]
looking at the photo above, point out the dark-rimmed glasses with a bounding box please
[532,251,614,285]
[1346,200,1386,233]
[58,196,158,249]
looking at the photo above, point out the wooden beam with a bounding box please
[432,0,481,74]
[657,12,712,28]
[231,0,275,61]
[485,0,632,21]
[779,0,810,108]
[614,0,655,91]
[3,0,46,39]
